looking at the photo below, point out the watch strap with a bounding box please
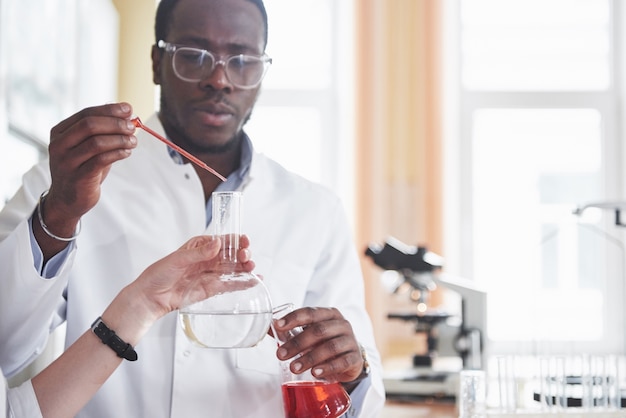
[91,317,138,361]
[350,343,370,383]
[359,343,371,376]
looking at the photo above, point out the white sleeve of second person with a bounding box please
[6,379,43,418]
[1,371,6,418]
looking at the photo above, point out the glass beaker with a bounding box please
[272,303,352,418]
[179,191,273,348]
[458,370,486,418]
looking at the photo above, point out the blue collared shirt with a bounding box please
[167,133,252,226]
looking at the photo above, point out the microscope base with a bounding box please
[383,362,461,403]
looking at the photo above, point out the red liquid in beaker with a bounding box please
[281,381,351,418]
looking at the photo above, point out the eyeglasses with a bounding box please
[157,40,272,89]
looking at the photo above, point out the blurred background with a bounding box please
[2,0,626,410]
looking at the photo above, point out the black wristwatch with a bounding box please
[91,317,138,361]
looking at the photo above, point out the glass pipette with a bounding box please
[130,116,227,182]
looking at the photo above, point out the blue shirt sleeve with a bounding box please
[29,216,75,278]
[342,375,372,417]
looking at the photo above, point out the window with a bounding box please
[244,0,355,215]
[0,0,118,206]
[445,0,624,354]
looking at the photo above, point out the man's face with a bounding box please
[152,0,265,154]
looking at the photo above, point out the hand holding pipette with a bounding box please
[36,103,138,258]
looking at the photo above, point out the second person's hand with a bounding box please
[113,234,256,335]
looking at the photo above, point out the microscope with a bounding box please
[365,237,487,402]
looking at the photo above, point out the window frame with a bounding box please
[248,0,356,218]
[444,0,626,355]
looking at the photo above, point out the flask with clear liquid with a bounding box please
[179,191,273,348]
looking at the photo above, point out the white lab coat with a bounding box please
[1,372,4,417]
[3,377,42,418]
[0,115,385,418]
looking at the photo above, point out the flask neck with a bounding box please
[212,191,242,264]
[219,234,240,264]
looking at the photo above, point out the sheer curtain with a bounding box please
[354,0,444,359]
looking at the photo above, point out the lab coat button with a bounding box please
[183,350,191,357]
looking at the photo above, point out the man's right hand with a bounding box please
[34,103,137,259]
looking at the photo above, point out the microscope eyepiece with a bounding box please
[364,237,443,273]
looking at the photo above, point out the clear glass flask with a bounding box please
[179,191,273,348]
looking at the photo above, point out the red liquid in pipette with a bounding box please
[130,116,227,182]
[281,381,351,418]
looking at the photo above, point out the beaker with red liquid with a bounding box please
[272,304,352,418]
[282,380,351,418]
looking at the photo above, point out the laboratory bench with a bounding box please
[380,400,456,418]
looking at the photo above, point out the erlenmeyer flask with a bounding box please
[179,191,273,348]
[272,304,352,418]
